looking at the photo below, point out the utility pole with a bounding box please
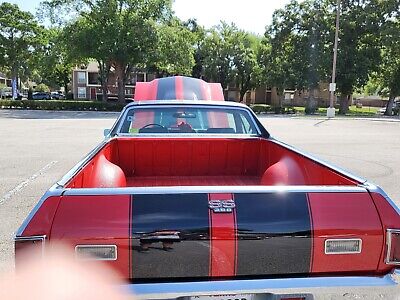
[327,0,340,118]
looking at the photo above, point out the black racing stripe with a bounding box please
[235,193,311,276]
[182,77,204,100]
[131,194,209,280]
[156,77,176,100]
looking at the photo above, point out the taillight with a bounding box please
[386,229,400,265]
[14,235,45,269]
[75,245,117,261]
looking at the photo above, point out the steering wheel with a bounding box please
[139,123,167,130]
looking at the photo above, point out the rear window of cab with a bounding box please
[119,106,259,135]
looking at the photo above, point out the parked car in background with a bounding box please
[0,88,23,100]
[51,91,65,100]
[379,101,400,115]
[0,89,12,99]
[32,92,51,100]
[394,101,400,115]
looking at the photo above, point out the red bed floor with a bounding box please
[126,176,260,187]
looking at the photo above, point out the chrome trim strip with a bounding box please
[386,229,400,265]
[63,185,367,196]
[14,235,46,242]
[75,244,117,261]
[15,187,62,237]
[126,100,250,108]
[116,134,260,138]
[109,105,128,137]
[122,270,400,299]
[270,139,367,184]
[324,238,362,255]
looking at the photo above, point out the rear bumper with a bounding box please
[123,270,400,299]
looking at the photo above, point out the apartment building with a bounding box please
[72,61,155,100]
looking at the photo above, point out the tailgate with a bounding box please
[51,188,383,280]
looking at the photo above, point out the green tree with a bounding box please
[232,31,262,103]
[334,0,388,114]
[375,6,400,115]
[183,19,206,78]
[36,28,76,93]
[261,0,397,115]
[34,83,50,92]
[43,0,173,103]
[265,0,331,113]
[63,16,113,101]
[201,23,237,90]
[0,3,44,91]
[149,18,195,76]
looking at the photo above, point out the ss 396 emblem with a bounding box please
[208,199,235,213]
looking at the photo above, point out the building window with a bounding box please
[126,72,146,86]
[77,87,86,99]
[77,72,86,84]
[126,73,136,86]
[88,72,100,85]
[137,73,145,83]
[146,73,155,81]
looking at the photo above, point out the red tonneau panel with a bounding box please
[134,76,224,101]
[369,192,400,273]
[309,192,382,273]
[50,195,131,279]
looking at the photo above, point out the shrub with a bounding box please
[250,104,272,114]
[284,107,297,114]
[250,104,297,115]
[0,99,125,112]
[34,83,50,92]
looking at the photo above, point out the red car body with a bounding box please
[15,77,400,299]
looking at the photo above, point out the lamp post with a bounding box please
[327,0,340,118]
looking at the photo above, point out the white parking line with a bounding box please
[0,161,58,205]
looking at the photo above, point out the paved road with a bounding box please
[261,115,400,203]
[0,110,399,284]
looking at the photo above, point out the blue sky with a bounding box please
[1,0,293,35]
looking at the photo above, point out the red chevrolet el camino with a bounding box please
[15,76,400,299]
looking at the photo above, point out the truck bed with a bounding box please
[126,175,259,186]
[66,137,359,188]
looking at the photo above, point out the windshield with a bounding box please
[119,105,259,135]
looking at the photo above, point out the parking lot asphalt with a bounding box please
[0,109,399,280]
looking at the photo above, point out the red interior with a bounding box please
[66,138,358,188]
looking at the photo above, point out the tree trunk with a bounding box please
[271,87,280,107]
[115,63,126,104]
[64,82,68,97]
[239,89,246,103]
[64,81,69,98]
[98,60,110,102]
[101,82,108,102]
[338,94,350,115]
[384,94,395,116]
[305,88,318,114]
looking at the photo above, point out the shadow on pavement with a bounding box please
[0,109,120,120]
